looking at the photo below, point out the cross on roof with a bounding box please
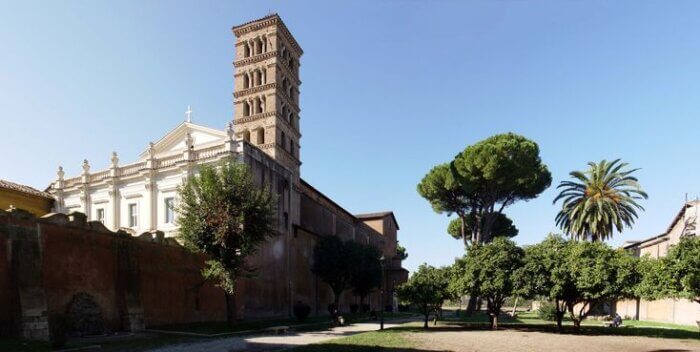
[185,105,193,123]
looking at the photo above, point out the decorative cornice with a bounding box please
[234,51,276,68]
[233,83,276,98]
[233,111,275,125]
[232,14,303,57]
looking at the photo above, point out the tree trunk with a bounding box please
[511,296,519,316]
[224,293,236,327]
[423,312,429,329]
[465,296,477,315]
[492,314,498,330]
[556,311,564,332]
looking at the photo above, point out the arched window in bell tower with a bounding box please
[243,73,250,89]
[243,130,250,142]
[243,101,250,116]
[243,43,250,58]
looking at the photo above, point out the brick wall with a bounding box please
[0,209,226,340]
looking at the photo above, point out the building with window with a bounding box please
[0,179,54,217]
[47,14,407,318]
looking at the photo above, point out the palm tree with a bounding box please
[553,159,647,242]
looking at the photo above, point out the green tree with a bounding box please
[417,164,473,246]
[349,242,383,309]
[564,241,640,329]
[455,237,525,329]
[395,242,408,261]
[554,159,647,242]
[447,214,518,240]
[451,133,552,244]
[517,234,572,331]
[638,236,700,304]
[176,159,277,325]
[397,264,450,329]
[311,236,355,309]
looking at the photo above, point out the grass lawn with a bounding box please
[289,327,420,352]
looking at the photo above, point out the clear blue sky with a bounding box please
[2,1,699,273]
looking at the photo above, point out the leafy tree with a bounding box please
[455,237,525,329]
[447,214,518,240]
[554,159,647,242]
[349,242,383,309]
[177,159,277,324]
[311,236,354,309]
[518,235,640,330]
[397,264,450,329]
[417,164,473,246]
[395,242,408,261]
[638,236,700,304]
[517,234,572,331]
[451,133,551,244]
[563,241,640,329]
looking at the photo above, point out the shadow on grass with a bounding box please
[284,344,450,352]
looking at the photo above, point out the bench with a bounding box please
[265,326,289,334]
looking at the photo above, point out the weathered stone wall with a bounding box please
[0,209,226,340]
[615,298,700,326]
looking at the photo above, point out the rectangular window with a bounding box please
[96,208,105,224]
[128,203,138,227]
[165,197,175,224]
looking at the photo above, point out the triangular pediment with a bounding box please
[139,122,226,159]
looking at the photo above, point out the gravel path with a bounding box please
[146,321,405,352]
[411,329,700,352]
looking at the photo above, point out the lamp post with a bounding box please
[380,255,385,330]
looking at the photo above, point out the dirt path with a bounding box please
[411,329,700,352]
[146,321,410,352]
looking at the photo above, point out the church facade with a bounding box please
[47,14,407,318]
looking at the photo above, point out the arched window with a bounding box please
[254,70,262,86]
[262,35,267,52]
[242,130,250,142]
[243,101,250,116]
[290,140,295,157]
[243,43,250,58]
[257,128,265,144]
[262,68,267,84]
[243,73,250,89]
[280,131,286,150]
[255,38,262,54]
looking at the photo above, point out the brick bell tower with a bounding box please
[232,14,303,175]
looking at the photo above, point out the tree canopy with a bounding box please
[349,242,383,307]
[397,264,451,329]
[418,133,550,246]
[453,237,525,329]
[311,236,383,310]
[176,159,277,323]
[447,213,518,241]
[516,234,572,330]
[637,236,700,304]
[450,133,551,244]
[554,159,647,242]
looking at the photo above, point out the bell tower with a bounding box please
[232,14,303,174]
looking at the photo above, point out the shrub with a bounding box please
[49,314,67,349]
[361,304,370,313]
[398,304,410,312]
[537,301,559,322]
[349,304,359,314]
[293,301,311,322]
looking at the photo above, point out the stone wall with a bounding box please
[0,208,226,340]
[615,298,700,326]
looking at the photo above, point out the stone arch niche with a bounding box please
[65,292,105,336]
